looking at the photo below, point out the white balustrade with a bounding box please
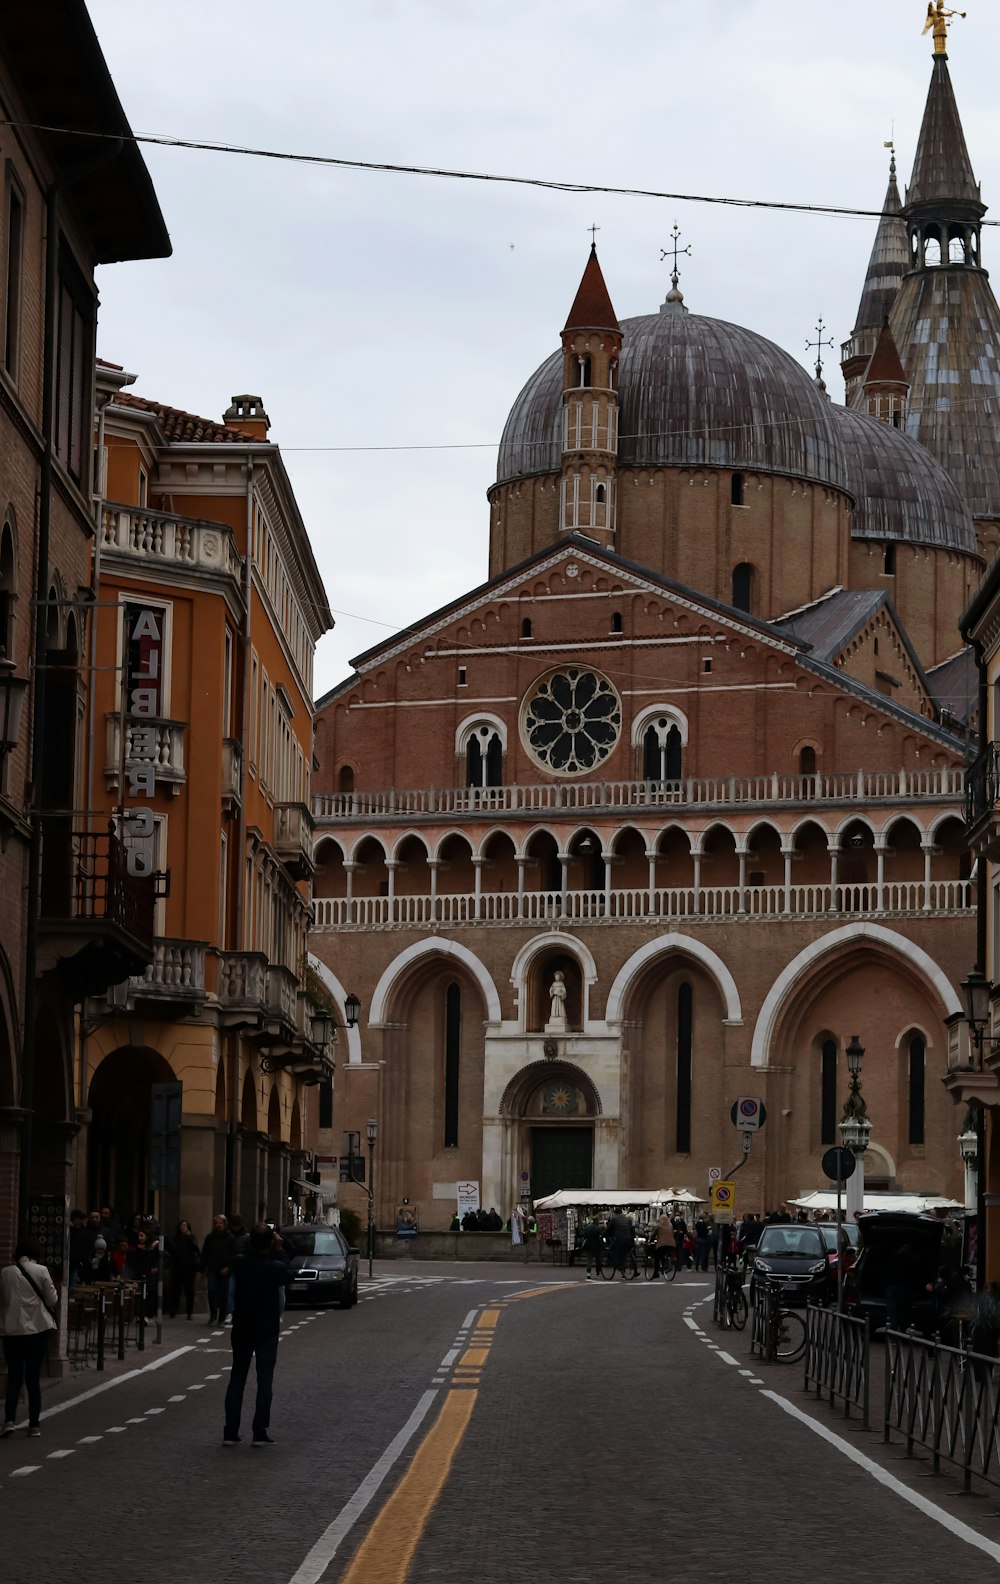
[102,505,243,581]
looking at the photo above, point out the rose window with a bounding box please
[521,668,621,775]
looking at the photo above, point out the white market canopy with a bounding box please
[789,1191,967,1215]
[533,1189,703,1211]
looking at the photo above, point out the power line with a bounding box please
[7,116,999,226]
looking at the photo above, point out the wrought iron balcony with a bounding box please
[38,821,157,996]
[966,742,1000,856]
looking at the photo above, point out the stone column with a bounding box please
[781,844,793,916]
[473,856,484,921]
[874,842,886,914]
[921,841,934,911]
[828,839,840,912]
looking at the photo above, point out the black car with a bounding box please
[280,1223,360,1309]
[750,1225,834,1307]
[842,1211,945,1331]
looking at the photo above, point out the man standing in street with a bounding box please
[223,1224,294,1447]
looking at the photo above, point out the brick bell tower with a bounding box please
[559,243,622,545]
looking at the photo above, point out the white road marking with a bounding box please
[144,1407,165,1415]
[683,1317,700,1330]
[717,1352,739,1366]
[287,1390,440,1584]
[762,1389,1000,1564]
[461,1310,478,1329]
[126,1417,147,1425]
[106,1426,127,1433]
[204,1374,222,1380]
[9,1466,40,1477]
[739,1370,755,1377]
[13,1345,196,1430]
[187,1384,205,1390]
[748,1377,765,1384]
[47,1449,74,1459]
[439,1349,459,1368]
[78,1435,102,1444]
[168,1395,186,1403]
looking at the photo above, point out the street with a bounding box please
[3,1262,999,1583]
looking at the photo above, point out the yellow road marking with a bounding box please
[459,1347,489,1368]
[476,1308,501,1329]
[340,1390,477,1584]
[505,1284,581,1300]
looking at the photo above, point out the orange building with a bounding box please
[76,366,333,1237]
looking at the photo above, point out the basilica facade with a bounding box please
[310,41,996,1231]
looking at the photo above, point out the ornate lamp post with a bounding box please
[839,1034,871,1223]
[365,1116,377,1279]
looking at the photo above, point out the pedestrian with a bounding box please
[653,1212,675,1276]
[449,1214,461,1232]
[85,1235,112,1283]
[0,1237,58,1439]
[68,1210,87,1288]
[694,1215,710,1272]
[202,1214,237,1325]
[707,1215,720,1270]
[581,1215,604,1279]
[167,1220,202,1319]
[671,1213,689,1271]
[100,1205,123,1248]
[885,1243,920,1332]
[223,1224,294,1446]
[226,1216,250,1321]
[487,1206,503,1231]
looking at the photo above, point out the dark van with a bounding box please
[843,1211,945,1331]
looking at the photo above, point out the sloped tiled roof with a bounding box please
[772,588,886,662]
[113,391,258,445]
[906,55,982,211]
[850,156,909,336]
[563,245,620,332]
[863,320,908,388]
[835,405,976,553]
[925,646,978,728]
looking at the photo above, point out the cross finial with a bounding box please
[806,315,835,381]
[884,135,896,182]
[588,223,600,248]
[660,222,691,290]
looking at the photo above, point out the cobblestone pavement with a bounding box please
[2,1263,998,1583]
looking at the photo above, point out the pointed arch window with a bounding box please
[732,563,753,614]
[577,355,592,388]
[820,1038,838,1146]
[676,982,693,1153]
[731,473,745,506]
[0,519,14,657]
[908,1033,925,1146]
[465,723,504,788]
[643,718,682,782]
[444,982,461,1148]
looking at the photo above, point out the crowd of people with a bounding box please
[66,1205,257,1322]
[451,1207,504,1232]
[576,1210,721,1275]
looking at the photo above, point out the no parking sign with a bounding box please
[711,1180,736,1222]
[730,1096,766,1133]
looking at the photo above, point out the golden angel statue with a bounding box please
[923,2,966,55]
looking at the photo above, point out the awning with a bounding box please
[788,1190,968,1215]
[532,1188,704,1211]
[290,1179,336,1203]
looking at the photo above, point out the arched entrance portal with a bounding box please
[500,1061,601,1203]
[89,1046,175,1217]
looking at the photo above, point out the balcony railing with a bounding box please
[312,878,972,930]
[216,951,269,1022]
[105,714,187,794]
[275,801,314,879]
[102,938,208,1011]
[43,825,156,946]
[966,742,1000,829]
[222,738,243,814]
[314,767,966,823]
[101,503,243,583]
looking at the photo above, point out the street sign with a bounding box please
[708,1166,722,1185]
[519,1170,531,1202]
[711,1180,736,1222]
[457,1180,480,1217]
[731,1096,766,1132]
[821,1147,856,1182]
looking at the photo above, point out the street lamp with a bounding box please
[345,992,361,1029]
[959,1114,980,1214]
[365,1116,377,1279]
[839,1034,871,1222]
[0,652,28,763]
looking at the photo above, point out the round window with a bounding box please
[521,667,622,775]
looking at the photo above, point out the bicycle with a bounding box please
[769,1301,805,1360]
[643,1245,678,1282]
[722,1263,748,1329]
[601,1244,639,1281]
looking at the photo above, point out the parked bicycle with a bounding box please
[721,1262,748,1328]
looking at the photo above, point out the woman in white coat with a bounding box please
[0,1237,58,1437]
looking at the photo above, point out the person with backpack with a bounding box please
[0,1238,59,1438]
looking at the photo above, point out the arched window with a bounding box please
[466,725,504,788]
[676,982,693,1153]
[908,1034,925,1146]
[578,355,592,388]
[924,231,942,267]
[595,483,606,505]
[520,617,532,640]
[643,719,682,782]
[820,1038,838,1145]
[610,611,623,634]
[732,563,753,614]
[444,982,461,1148]
[799,745,817,780]
[0,520,14,656]
[337,764,355,794]
[609,360,618,390]
[731,473,745,506]
[948,233,966,264]
[883,542,896,575]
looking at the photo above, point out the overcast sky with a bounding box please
[86,0,1000,698]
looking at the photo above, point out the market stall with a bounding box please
[532,1188,704,1263]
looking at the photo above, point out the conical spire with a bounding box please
[563,244,620,333]
[864,318,907,390]
[906,55,982,213]
[850,152,908,337]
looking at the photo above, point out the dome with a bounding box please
[495,310,848,493]
[834,406,977,554]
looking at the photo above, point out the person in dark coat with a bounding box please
[223,1224,295,1446]
[167,1221,202,1319]
[885,1244,920,1332]
[449,1215,461,1232]
[68,1211,87,1288]
[581,1216,604,1279]
[202,1215,238,1325]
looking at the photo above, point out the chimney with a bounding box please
[223,394,270,440]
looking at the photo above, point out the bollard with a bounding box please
[137,1279,146,1352]
[96,1290,106,1372]
[116,1284,126,1361]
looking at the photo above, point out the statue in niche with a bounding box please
[545,969,568,1034]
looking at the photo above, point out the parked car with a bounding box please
[280,1223,359,1308]
[842,1211,945,1331]
[817,1219,860,1273]
[750,1224,834,1307]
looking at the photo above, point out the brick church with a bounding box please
[310,38,999,1229]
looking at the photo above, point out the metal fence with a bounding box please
[884,1328,1000,1493]
[750,1280,775,1362]
[804,1304,871,1427]
[67,1282,149,1370]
